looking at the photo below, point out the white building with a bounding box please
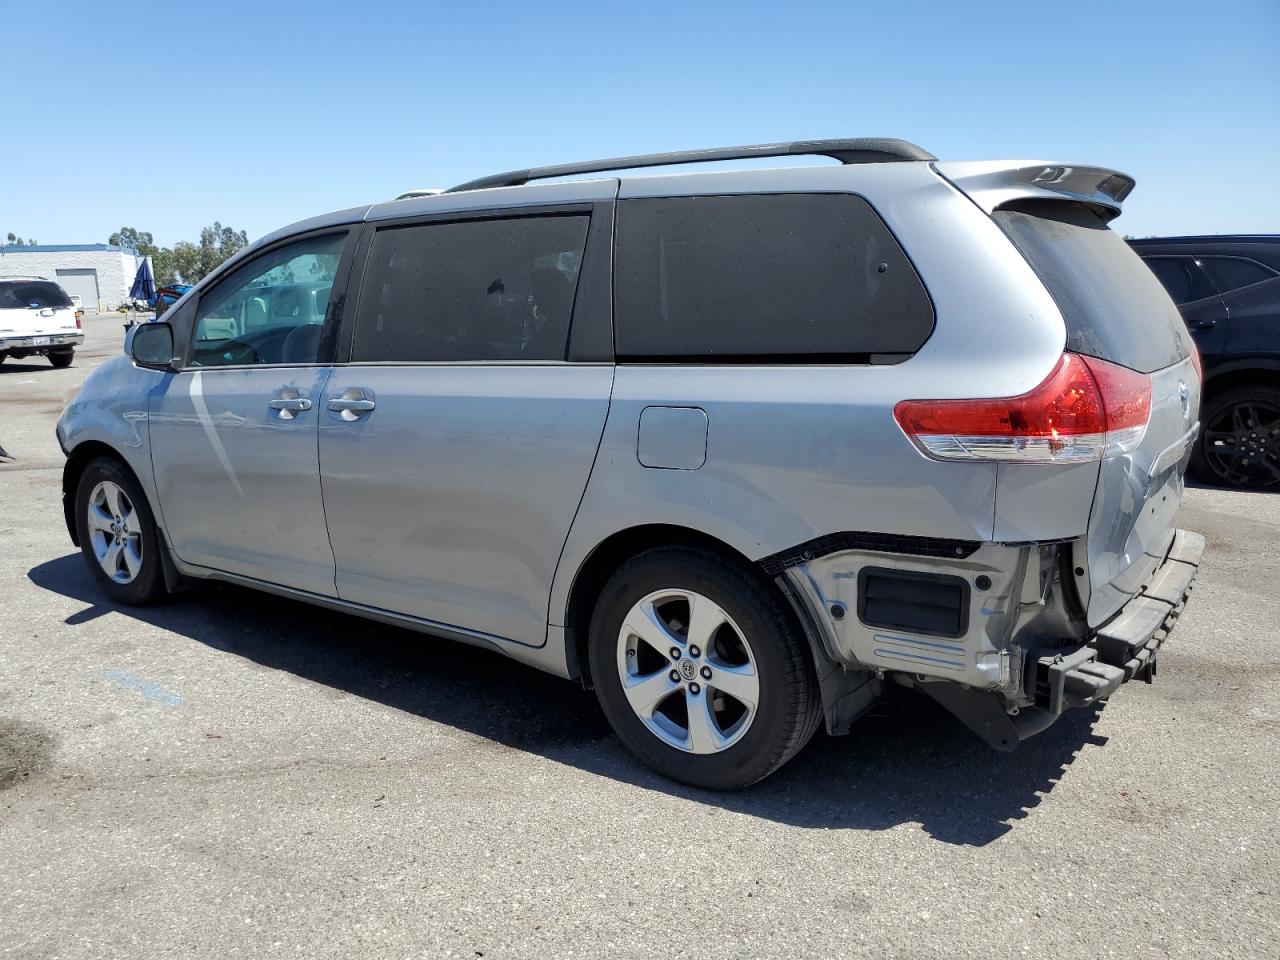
[0,244,153,312]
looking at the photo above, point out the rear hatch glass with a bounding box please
[0,280,74,311]
[993,201,1191,373]
[994,200,1198,626]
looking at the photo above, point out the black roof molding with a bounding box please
[1128,234,1280,245]
[446,138,935,193]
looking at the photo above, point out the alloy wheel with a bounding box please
[615,589,760,754]
[1203,399,1280,488]
[86,480,144,583]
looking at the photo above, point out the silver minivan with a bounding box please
[57,139,1204,788]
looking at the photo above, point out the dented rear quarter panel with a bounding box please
[551,162,1079,627]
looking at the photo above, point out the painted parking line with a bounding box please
[102,669,184,706]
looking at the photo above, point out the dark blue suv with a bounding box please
[1130,235,1280,489]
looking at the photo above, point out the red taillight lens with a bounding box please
[1189,344,1203,383]
[894,353,1151,463]
[75,313,83,329]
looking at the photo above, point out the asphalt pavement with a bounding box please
[1,314,1277,958]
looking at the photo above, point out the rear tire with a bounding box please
[589,546,821,790]
[74,457,168,605]
[1192,385,1280,489]
[48,350,74,368]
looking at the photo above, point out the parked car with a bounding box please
[153,284,192,313]
[0,276,84,368]
[1129,235,1280,488]
[57,140,1204,788]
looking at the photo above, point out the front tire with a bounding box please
[589,546,821,790]
[1192,385,1280,489]
[74,457,167,604]
[48,349,74,368]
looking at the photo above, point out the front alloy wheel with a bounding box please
[74,457,168,605]
[86,480,144,583]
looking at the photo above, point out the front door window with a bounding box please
[189,234,345,367]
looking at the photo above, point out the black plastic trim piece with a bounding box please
[567,201,615,362]
[759,531,981,576]
[448,138,935,193]
[773,575,882,736]
[857,566,970,639]
[617,353,896,365]
[333,223,374,365]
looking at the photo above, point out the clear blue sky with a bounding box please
[5,0,1278,247]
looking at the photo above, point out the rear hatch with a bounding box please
[991,198,1198,625]
[0,279,80,340]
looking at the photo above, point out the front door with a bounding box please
[149,231,353,595]
[318,210,613,645]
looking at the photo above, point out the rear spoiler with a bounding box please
[933,161,1136,222]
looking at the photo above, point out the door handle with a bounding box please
[328,389,377,420]
[327,398,376,412]
[268,397,313,412]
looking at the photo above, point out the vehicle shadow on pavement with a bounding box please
[0,360,58,374]
[30,552,1107,847]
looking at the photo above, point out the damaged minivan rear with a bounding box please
[58,139,1203,789]
[780,162,1203,756]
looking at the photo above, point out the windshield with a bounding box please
[0,280,74,310]
[994,201,1191,373]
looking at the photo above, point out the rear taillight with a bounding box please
[894,353,1151,464]
[1189,343,1203,382]
[75,313,83,329]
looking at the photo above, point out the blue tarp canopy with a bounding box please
[129,259,156,302]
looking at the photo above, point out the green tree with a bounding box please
[4,232,37,246]
[109,227,155,252]
[112,222,250,285]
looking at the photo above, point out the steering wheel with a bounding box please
[213,338,260,366]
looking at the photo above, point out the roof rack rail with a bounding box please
[446,138,935,193]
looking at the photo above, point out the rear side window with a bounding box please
[613,194,934,360]
[1199,256,1278,294]
[352,215,589,362]
[994,202,1190,373]
[1141,256,1217,305]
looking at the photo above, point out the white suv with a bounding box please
[0,277,84,368]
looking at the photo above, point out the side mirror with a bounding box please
[129,321,177,370]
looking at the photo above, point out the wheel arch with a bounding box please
[562,523,795,688]
[1202,361,1280,403]
[568,527,762,686]
[62,440,139,546]
[61,441,185,592]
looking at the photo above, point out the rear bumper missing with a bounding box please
[919,528,1203,750]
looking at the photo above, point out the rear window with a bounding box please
[613,194,934,361]
[0,280,73,310]
[994,201,1191,374]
